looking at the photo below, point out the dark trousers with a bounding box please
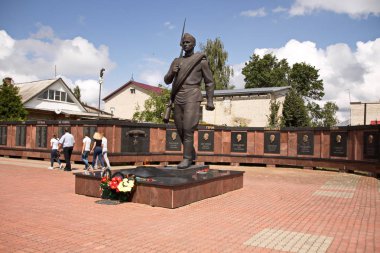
[63,146,73,170]
[173,102,200,160]
[92,146,104,168]
[50,149,61,167]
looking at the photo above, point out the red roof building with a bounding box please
[103,80,164,120]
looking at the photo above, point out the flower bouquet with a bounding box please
[100,174,136,202]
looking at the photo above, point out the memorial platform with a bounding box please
[75,165,244,208]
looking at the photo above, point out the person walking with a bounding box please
[82,134,92,170]
[59,128,75,171]
[101,132,111,170]
[48,134,62,170]
[90,132,104,171]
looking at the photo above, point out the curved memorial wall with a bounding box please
[0,120,378,175]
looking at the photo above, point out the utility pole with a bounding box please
[98,68,105,119]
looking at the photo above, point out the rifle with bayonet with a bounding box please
[163,19,186,123]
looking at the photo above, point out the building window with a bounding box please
[0,126,7,145]
[130,88,136,94]
[36,126,47,148]
[83,126,97,139]
[38,89,74,103]
[16,126,26,146]
[60,92,67,101]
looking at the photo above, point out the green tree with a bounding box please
[242,53,331,127]
[73,85,81,102]
[199,37,234,90]
[281,89,309,127]
[289,62,324,101]
[321,102,339,127]
[307,102,323,127]
[132,84,171,123]
[307,101,339,127]
[0,77,28,121]
[267,99,281,128]
[242,53,290,88]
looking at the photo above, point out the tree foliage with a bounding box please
[242,54,290,88]
[242,53,337,127]
[290,63,324,101]
[308,101,339,127]
[0,78,28,121]
[73,85,81,102]
[200,37,234,90]
[321,102,339,127]
[267,99,281,128]
[132,84,171,123]
[281,89,310,127]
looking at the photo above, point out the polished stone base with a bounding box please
[75,165,244,209]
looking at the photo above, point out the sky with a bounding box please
[1,0,380,122]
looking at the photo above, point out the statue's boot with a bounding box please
[177,158,192,169]
[178,141,194,169]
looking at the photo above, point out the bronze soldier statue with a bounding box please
[164,33,215,169]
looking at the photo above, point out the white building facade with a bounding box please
[350,102,380,125]
[201,87,290,127]
[103,81,162,120]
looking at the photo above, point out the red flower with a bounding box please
[101,177,108,183]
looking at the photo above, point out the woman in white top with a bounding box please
[94,133,111,170]
[101,133,111,169]
[49,134,62,170]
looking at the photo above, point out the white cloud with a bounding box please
[289,0,380,19]
[240,8,267,17]
[0,30,15,59]
[139,70,165,86]
[136,56,168,86]
[164,21,175,30]
[230,62,246,89]
[233,38,380,121]
[273,6,287,13]
[0,27,115,83]
[30,24,55,39]
[0,27,116,106]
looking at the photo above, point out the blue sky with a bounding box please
[1,0,380,121]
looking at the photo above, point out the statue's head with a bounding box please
[180,33,196,48]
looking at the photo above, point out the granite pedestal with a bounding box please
[75,165,244,209]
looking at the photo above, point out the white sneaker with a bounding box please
[48,167,53,170]
[59,164,63,170]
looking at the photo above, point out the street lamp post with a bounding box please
[347,89,351,125]
[98,68,105,119]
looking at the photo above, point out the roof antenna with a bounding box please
[131,73,134,81]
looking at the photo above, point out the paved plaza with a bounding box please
[0,157,379,252]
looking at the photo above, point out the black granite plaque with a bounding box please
[297,132,314,155]
[231,132,247,153]
[330,132,347,157]
[166,129,181,151]
[264,132,280,154]
[363,132,379,159]
[198,131,214,152]
[121,127,150,153]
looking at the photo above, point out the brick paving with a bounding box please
[0,157,379,253]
